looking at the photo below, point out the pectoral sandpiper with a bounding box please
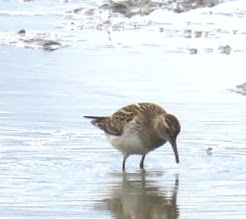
[84,103,181,170]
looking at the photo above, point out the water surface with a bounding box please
[0,0,246,218]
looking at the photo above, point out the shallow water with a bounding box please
[0,0,246,218]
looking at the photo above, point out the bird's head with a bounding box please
[158,114,181,163]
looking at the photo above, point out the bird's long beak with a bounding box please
[171,141,179,163]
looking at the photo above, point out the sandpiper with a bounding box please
[84,103,181,170]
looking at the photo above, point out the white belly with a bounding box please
[106,132,149,156]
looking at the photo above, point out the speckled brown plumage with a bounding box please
[85,103,166,136]
[84,102,181,170]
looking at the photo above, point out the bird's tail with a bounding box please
[83,116,108,120]
[83,116,109,128]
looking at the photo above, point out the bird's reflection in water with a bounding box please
[105,172,179,219]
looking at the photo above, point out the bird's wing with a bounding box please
[84,112,134,136]
[105,108,135,136]
[105,103,167,136]
[84,103,167,136]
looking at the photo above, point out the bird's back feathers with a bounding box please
[84,103,167,136]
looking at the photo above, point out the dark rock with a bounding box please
[172,0,222,13]
[194,31,202,38]
[110,2,129,14]
[100,0,163,18]
[206,147,213,155]
[99,0,223,20]
[218,45,231,55]
[42,40,61,51]
[18,29,26,35]
[233,83,246,95]
[188,48,198,55]
[73,7,83,14]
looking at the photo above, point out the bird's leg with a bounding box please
[122,159,126,171]
[122,155,128,171]
[140,154,146,169]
